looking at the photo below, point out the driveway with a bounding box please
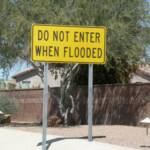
[0,128,138,150]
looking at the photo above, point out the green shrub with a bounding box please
[0,80,6,89]
[0,93,18,114]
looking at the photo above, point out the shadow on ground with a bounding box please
[140,145,150,148]
[37,136,106,149]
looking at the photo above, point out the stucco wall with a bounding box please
[14,69,62,88]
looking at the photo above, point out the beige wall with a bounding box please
[15,70,61,88]
[130,74,150,83]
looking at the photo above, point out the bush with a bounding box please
[0,80,6,89]
[0,93,18,114]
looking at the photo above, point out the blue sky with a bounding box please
[0,62,31,80]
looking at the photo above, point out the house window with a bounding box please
[21,81,30,89]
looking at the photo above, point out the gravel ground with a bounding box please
[4,125,150,150]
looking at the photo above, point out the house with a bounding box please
[11,67,62,89]
[130,64,150,83]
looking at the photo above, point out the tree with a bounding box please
[0,0,150,124]
[72,0,150,84]
[1,0,150,81]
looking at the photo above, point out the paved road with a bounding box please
[0,128,139,150]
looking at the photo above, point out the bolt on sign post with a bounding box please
[31,24,106,148]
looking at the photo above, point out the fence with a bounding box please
[0,88,43,124]
[0,83,150,125]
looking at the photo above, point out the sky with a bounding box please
[0,61,31,80]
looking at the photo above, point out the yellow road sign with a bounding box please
[31,24,106,64]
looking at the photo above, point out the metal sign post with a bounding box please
[88,64,93,141]
[31,24,106,145]
[42,63,48,150]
